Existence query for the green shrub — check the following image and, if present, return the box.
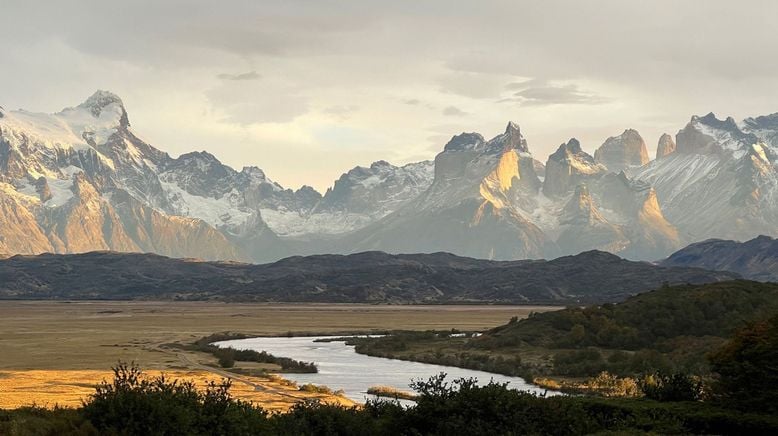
[639,372,704,401]
[6,368,778,435]
[709,314,778,413]
[218,353,235,368]
[0,406,97,436]
[82,362,269,435]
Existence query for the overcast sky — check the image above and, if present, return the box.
[2,0,777,191]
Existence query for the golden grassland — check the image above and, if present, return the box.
[0,301,557,410]
[0,369,355,412]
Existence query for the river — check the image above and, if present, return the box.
[215,336,555,404]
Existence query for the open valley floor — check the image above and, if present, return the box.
[0,301,556,410]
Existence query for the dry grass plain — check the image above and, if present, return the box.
[0,301,557,410]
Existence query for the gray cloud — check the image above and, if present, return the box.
[442,106,468,116]
[2,0,778,190]
[504,80,607,106]
[217,71,261,81]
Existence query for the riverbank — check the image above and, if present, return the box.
[339,281,778,397]
[0,301,557,409]
[4,367,777,435]
[216,336,551,403]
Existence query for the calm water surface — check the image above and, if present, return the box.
[216,336,555,404]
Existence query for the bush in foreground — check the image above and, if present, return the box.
[5,364,778,435]
[639,372,704,402]
[709,314,778,413]
[81,363,269,435]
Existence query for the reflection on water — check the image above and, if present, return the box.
[216,336,555,404]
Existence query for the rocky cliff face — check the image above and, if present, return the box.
[296,160,434,236]
[345,122,549,260]
[556,184,629,255]
[0,187,54,254]
[742,113,778,156]
[345,122,681,261]
[675,113,759,156]
[630,113,778,242]
[1,91,777,263]
[543,138,606,198]
[0,91,440,260]
[594,129,649,172]
[656,133,676,159]
[0,91,267,260]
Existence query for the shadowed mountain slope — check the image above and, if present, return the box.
[0,250,738,304]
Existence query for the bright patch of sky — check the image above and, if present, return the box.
[1,0,777,191]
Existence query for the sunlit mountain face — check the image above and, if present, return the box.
[2,92,777,262]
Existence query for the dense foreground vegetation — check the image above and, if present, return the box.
[2,358,778,436]
[350,281,778,383]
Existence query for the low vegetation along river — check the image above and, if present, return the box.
[216,336,553,403]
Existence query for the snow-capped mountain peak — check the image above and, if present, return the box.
[240,166,271,184]
[76,90,126,118]
[742,112,778,154]
[443,132,485,152]
[0,91,140,180]
[679,112,759,157]
[2,92,778,264]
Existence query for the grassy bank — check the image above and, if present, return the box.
[345,281,778,395]
[184,333,317,373]
[367,385,418,401]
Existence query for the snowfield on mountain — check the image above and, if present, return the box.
[2,91,777,262]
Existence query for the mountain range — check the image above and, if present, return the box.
[0,250,738,304]
[2,91,777,262]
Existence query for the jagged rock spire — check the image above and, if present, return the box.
[543,139,605,197]
[594,129,649,172]
[656,133,676,159]
[500,121,529,153]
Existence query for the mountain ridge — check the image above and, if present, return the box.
[661,235,778,282]
[0,249,739,304]
[2,91,778,262]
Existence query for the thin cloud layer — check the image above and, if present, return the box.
[442,106,468,117]
[217,71,261,81]
[1,0,777,191]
